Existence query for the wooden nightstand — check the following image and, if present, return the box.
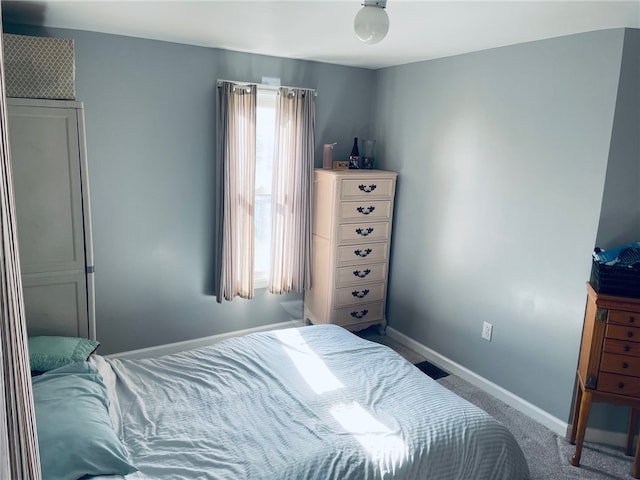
[569,283,640,478]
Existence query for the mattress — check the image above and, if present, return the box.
[91,324,529,479]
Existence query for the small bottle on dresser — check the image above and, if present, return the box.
[349,137,360,169]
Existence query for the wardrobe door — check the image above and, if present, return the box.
[7,99,93,339]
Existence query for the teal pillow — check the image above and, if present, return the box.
[32,362,137,480]
[28,336,99,372]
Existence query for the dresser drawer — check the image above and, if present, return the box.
[336,263,387,287]
[338,200,392,222]
[603,338,640,358]
[337,222,390,244]
[341,179,395,200]
[605,324,640,343]
[333,302,384,327]
[608,310,640,327]
[598,372,640,396]
[335,282,386,307]
[337,242,388,265]
[600,352,640,376]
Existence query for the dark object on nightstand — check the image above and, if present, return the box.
[591,245,640,298]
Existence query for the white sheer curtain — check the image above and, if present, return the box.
[269,88,315,294]
[215,81,257,302]
[0,13,42,479]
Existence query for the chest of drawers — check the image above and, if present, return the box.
[569,283,640,477]
[303,169,397,333]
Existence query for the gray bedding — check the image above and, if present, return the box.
[95,324,529,479]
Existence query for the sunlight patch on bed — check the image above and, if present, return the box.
[275,329,344,394]
[330,401,407,472]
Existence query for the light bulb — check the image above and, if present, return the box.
[354,4,389,45]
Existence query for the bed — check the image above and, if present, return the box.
[31,324,529,479]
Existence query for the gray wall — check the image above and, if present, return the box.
[374,29,631,430]
[597,28,640,247]
[5,24,377,354]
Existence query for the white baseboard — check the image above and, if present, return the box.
[106,320,300,360]
[386,327,629,448]
[577,426,629,447]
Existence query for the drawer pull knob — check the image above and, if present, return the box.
[353,269,371,278]
[623,362,629,369]
[351,309,369,319]
[625,345,631,352]
[355,227,374,237]
[628,331,634,338]
[354,248,372,258]
[631,317,637,324]
[358,184,377,193]
[352,289,370,299]
[357,206,376,215]
[619,382,625,389]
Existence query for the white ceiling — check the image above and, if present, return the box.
[3,0,640,69]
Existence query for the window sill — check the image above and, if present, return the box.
[254,273,268,290]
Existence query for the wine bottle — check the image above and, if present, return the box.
[349,137,360,169]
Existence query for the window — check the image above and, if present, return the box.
[216,80,315,302]
[254,88,277,288]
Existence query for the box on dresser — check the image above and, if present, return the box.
[304,169,397,334]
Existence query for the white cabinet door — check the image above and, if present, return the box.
[7,99,94,338]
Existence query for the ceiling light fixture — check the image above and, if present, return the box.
[354,0,389,45]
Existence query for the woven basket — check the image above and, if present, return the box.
[590,258,640,298]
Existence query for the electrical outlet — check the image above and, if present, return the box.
[482,321,493,341]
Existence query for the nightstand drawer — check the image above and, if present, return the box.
[336,263,387,287]
[341,179,394,200]
[608,310,640,327]
[605,324,640,343]
[337,222,390,244]
[598,372,640,396]
[337,242,388,265]
[335,282,385,307]
[603,338,640,358]
[338,200,392,222]
[600,352,640,377]
[333,302,384,327]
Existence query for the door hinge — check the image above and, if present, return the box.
[86,265,95,274]
[596,308,608,323]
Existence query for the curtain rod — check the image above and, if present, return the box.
[217,79,317,96]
